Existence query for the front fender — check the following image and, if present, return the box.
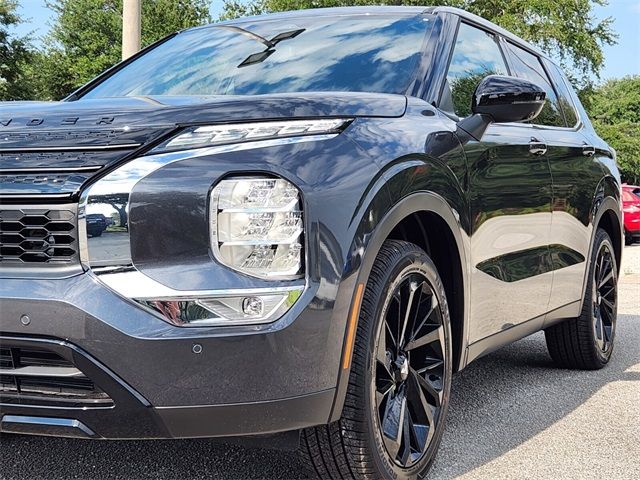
[328,165,470,421]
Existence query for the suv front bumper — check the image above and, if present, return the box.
[0,272,340,439]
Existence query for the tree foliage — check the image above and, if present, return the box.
[0,0,35,100]
[221,0,616,87]
[34,0,211,100]
[587,76,640,184]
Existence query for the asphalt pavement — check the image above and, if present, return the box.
[1,246,639,480]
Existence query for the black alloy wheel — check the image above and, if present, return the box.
[373,271,447,468]
[300,240,452,479]
[545,228,618,370]
[591,241,617,354]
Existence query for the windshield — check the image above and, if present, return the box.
[82,14,434,98]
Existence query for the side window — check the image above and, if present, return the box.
[504,42,565,127]
[545,61,579,127]
[444,22,508,117]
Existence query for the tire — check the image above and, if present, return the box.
[300,240,452,479]
[545,228,618,369]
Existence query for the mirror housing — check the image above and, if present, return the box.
[456,75,546,141]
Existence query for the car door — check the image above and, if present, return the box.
[441,22,554,344]
[502,44,596,312]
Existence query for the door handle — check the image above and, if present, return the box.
[582,144,596,157]
[529,137,547,156]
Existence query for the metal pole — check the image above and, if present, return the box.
[122,0,141,60]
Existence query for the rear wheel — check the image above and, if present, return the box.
[300,240,452,479]
[545,228,618,369]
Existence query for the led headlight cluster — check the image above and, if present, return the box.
[152,119,349,153]
[210,177,303,279]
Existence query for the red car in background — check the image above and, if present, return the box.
[623,184,640,244]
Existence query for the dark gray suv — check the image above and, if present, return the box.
[0,7,622,479]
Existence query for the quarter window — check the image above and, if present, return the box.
[444,23,508,117]
[504,42,565,127]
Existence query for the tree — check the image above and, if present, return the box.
[0,1,35,100]
[220,0,616,86]
[36,0,212,100]
[587,76,640,184]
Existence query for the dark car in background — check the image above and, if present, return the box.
[0,7,622,479]
[623,184,640,244]
[86,213,109,237]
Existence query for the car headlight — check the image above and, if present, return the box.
[77,118,351,327]
[210,177,303,279]
[150,119,350,154]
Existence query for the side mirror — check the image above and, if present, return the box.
[457,75,546,141]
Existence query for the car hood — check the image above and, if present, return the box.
[0,92,406,198]
[0,92,406,139]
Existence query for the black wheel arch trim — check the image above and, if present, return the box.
[329,190,470,422]
[579,191,623,314]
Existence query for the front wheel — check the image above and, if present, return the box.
[300,240,452,479]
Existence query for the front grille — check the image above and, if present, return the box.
[0,345,113,407]
[0,208,78,264]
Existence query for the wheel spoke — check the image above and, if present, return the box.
[407,370,436,426]
[601,296,615,314]
[405,325,444,352]
[595,253,604,280]
[376,324,393,370]
[399,406,412,465]
[599,270,613,289]
[393,292,404,347]
[594,309,604,346]
[601,285,616,300]
[399,281,420,348]
[381,388,406,461]
[412,367,443,407]
[409,294,438,345]
[597,253,610,284]
[603,324,613,343]
[415,357,444,374]
[404,373,436,465]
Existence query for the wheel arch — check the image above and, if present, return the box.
[590,176,623,275]
[577,180,623,314]
[329,190,470,422]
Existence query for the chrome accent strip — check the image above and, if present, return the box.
[0,193,72,199]
[0,166,103,174]
[0,403,114,411]
[94,267,305,327]
[0,144,141,153]
[0,415,96,437]
[1,366,84,378]
[94,268,303,300]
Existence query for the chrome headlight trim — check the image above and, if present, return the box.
[93,267,304,327]
[78,125,346,270]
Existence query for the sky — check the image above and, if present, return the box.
[11,0,640,82]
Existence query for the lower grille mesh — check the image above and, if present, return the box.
[0,345,113,407]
